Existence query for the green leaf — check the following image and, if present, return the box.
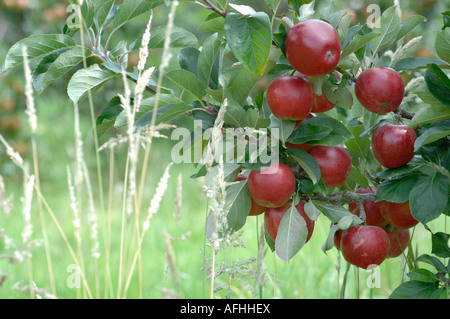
[435,29,450,64]
[416,254,448,273]
[135,103,193,128]
[313,202,363,226]
[370,6,400,54]
[165,69,205,101]
[198,12,225,32]
[431,232,450,258]
[275,203,308,261]
[393,57,449,71]
[340,31,381,59]
[377,174,420,203]
[414,121,450,151]
[242,108,271,129]
[389,280,442,299]
[228,66,261,106]
[395,15,425,42]
[269,115,296,144]
[226,180,252,231]
[288,116,351,146]
[147,26,199,49]
[409,172,449,224]
[288,148,321,185]
[80,0,96,30]
[1,34,76,74]
[322,83,353,109]
[409,104,450,128]
[197,33,222,90]
[407,269,440,283]
[112,0,162,29]
[178,47,199,75]
[96,95,125,138]
[67,64,117,104]
[425,64,450,108]
[33,47,90,94]
[92,0,116,30]
[224,12,272,75]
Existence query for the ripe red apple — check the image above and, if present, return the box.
[310,145,352,187]
[334,227,343,250]
[248,162,296,208]
[340,225,390,269]
[380,201,419,229]
[266,75,314,120]
[348,186,389,228]
[371,123,417,169]
[265,201,315,242]
[355,67,405,114]
[285,113,314,152]
[235,174,266,216]
[385,227,410,258]
[285,19,341,76]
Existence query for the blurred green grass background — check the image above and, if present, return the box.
[0,0,447,299]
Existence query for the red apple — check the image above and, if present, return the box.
[265,201,315,242]
[310,145,352,187]
[285,19,341,76]
[380,201,419,229]
[355,67,405,114]
[385,227,410,258]
[266,76,314,120]
[348,186,389,228]
[235,174,266,216]
[334,227,343,250]
[340,225,390,269]
[285,113,314,152]
[248,162,296,208]
[371,123,417,169]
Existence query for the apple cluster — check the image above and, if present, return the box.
[334,186,418,269]
[237,18,419,267]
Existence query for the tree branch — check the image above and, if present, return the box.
[395,107,415,120]
[203,0,227,17]
[300,191,377,204]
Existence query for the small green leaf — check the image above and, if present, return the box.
[370,6,400,54]
[407,269,440,283]
[393,57,449,71]
[226,180,252,231]
[165,69,205,101]
[146,26,199,49]
[198,12,225,32]
[395,15,425,42]
[224,12,272,75]
[435,29,450,64]
[288,148,321,185]
[269,115,296,144]
[414,121,450,151]
[275,203,308,261]
[197,33,222,90]
[113,0,163,29]
[431,232,450,258]
[67,64,117,104]
[135,103,193,128]
[409,172,449,224]
[322,83,353,109]
[409,104,450,128]
[340,31,381,59]
[425,64,450,108]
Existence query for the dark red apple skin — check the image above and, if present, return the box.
[312,92,336,113]
[385,227,410,258]
[310,145,352,187]
[285,19,341,77]
[348,186,389,228]
[285,113,314,152]
[266,76,313,120]
[355,67,405,114]
[340,225,390,269]
[248,162,295,208]
[371,123,417,169]
[380,201,419,229]
[265,201,315,242]
[235,174,266,216]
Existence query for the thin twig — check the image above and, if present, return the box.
[203,0,227,17]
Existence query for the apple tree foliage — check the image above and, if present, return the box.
[1,0,449,298]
